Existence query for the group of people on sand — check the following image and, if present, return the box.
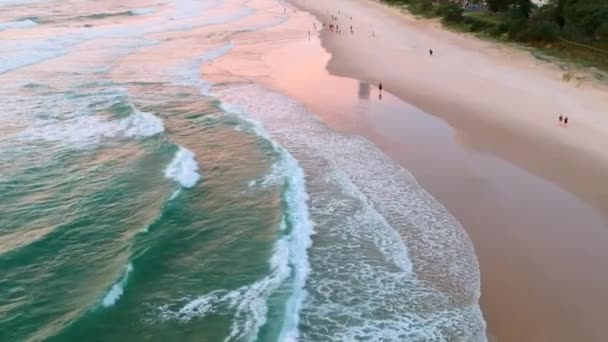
[558,115,570,127]
[323,10,359,36]
[317,10,440,101]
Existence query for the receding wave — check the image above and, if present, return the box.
[72,8,155,21]
[73,11,133,21]
[171,41,234,88]
[0,38,68,74]
[129,8,156,16]
[0,19,37,31]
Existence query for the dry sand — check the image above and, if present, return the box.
[275,0,608,341]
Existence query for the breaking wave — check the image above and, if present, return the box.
[164,146,201,188]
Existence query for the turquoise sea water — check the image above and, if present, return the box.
[0,0,485,341]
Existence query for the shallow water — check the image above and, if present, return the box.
[0,0,484,341]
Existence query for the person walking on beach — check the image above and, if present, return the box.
[379,83,383,93]
[429,49,433,56]
[559,115,563,125]
[564,116,569,126]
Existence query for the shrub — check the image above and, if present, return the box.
[497,21,509,33]
[504,7,528,39]
[519,19,560,42]
[463,15,474,25]
[418,0,433,13]
[470,17,497,31]
[489,26,504,37]
[437,2,464,23]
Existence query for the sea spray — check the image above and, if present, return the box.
[164,146,201,188]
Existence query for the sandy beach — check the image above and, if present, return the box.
[271,0,608,341]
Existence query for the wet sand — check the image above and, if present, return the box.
[251,1,608,341]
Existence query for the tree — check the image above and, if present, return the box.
[562,0,608,36]
[548,0,566,28]
[515,0,533,17]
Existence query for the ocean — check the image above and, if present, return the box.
[0,0,485,341]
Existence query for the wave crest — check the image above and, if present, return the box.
[101,263,133,307]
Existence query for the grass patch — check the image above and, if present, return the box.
[464,11,502,25]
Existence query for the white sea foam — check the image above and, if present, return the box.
[130,8,156,15]
[0,0,249,75]
[170,0,222,20]
[164,146,201,188]
[114,110,164,138]
[19,108,164,146]
[101,263,133,307]
[0,0,44,6]
[171,42,233,89]
[169,188,182,200]
[157,112,313,341]
[0,38,70,74]
[200,42,234,64]
[248,160,286,188]
[0,19,37,31]
[159,237,292,341]
[216,98,313,342]
[209,83,486,341]
[277,152,313,342]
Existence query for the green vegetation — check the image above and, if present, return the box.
[381,0,608,70]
